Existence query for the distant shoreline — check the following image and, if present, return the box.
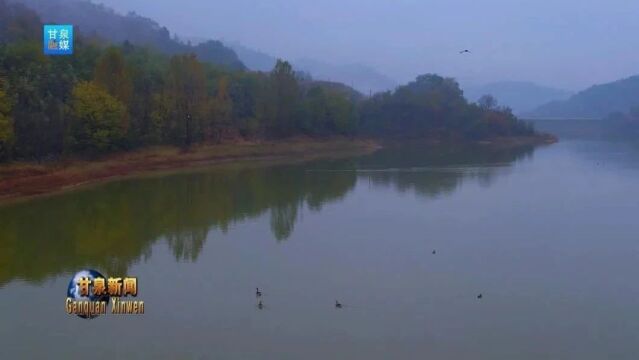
[0,135,555,204]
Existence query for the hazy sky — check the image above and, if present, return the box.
[95,0,639,90]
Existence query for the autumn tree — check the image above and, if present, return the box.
[94,47,133,105]
[208,76,233,142]
[68,81,127,153]
[0,87,14,160]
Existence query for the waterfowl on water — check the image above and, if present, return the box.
[256,288,262,298]
[477,294,483,299]
[335,300,343,309]
[257,300,264,309]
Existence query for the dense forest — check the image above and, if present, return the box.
[0,0,536,162]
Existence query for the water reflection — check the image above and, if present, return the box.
[325,143,535,198]
[0,143,535,286]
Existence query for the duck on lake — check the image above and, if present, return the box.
[256,288,262,298]
[335,300,343,309]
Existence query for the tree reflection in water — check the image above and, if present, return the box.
[0,143,535,286]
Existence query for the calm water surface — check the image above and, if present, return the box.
[2,139,639,359]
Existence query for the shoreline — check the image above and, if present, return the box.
[0,135,555,204]
[0,137,380,204]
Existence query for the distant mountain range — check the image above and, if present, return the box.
[525,76,639,119]
[226,42,397,95]
[11,0,245,70]
[226,42,278,72]
[13,0,396,94]
[463,81,572,115]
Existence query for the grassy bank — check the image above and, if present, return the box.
[0,137,380,202]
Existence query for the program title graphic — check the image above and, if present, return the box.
[65,269,145,319]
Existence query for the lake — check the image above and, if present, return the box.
[2,137,639,359]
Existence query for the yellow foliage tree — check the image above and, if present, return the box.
[69,81,127,153]
[0,88,14,160]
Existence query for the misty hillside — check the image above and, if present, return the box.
[294,58,397,95]
[526,76,639,119]
[463,81,572,115]
[226,42,397,95]
[10,0,245,70]
[227,42,277,72]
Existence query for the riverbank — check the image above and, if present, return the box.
[380,133,558,147]
[477,133,558,147]
[0,137,380,203]
[0,134,556,203]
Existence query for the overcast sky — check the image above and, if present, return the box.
[95,0,639,91]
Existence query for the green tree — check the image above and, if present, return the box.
[159,54,207,147]
[68,81,127,153]
[478,94,498,110]
[2,42,71,158]
[303,86,330,134]
[325,89,357,134]
[229,72,264,137]
[122,44,166,145]
[269,59,301,136]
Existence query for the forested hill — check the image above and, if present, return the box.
[359,76,535,139]
[9,0,246,70]
[0,0,540,162]
[525,76,639,119]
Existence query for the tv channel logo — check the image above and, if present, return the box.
[43,25,74,55]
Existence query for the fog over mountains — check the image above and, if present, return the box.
[227,42,397,94]
[11,0,246,69]
[463,81,573,115]
[525,76,639,119]
[12,0,639,120]
[93,0,639,91]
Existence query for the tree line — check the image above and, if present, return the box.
[0,0,535,162]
